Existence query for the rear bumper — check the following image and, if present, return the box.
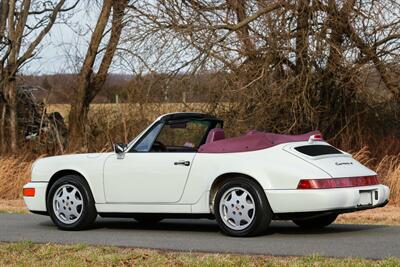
[274,200,388,220]
[23,182,48,213]
[266,184,390,214]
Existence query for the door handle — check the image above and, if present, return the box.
[174,160,190,166]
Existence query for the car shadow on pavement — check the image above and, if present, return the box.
[91,218,221,233]
[56,217,388,236]
[264,221,387,236]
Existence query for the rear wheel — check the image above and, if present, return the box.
[292,214,338,229]
[47,175,97,230]
[214,177,272,237]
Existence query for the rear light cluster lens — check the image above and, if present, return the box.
[313,134,323,140]
[297,175,379,189]
[308,133,323,143]
[23,188,35,197]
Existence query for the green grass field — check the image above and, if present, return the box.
[1,242,399,267]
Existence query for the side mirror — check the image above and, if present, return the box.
[113,143,127,159]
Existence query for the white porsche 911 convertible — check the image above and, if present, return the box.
[23,112,390,236]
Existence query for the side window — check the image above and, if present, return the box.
[132,122,163,152]
[154,120,211,151]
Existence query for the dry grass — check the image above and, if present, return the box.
[337,205,400,225]
[0,156,33,199]
[376,156,400,205]
[353,147,400,205]
[46,103,223,152]
[47,103,213,123]
[0,199,26,213]
[1,242,399,266]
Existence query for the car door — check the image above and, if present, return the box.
[103,152,195,203]
[103,119,212,203]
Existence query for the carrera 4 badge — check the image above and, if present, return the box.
[335,162,354,166]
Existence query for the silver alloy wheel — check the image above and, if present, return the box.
[219,187,256,230]
[52,184,83,224]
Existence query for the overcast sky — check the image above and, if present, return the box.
[22,3,97,75]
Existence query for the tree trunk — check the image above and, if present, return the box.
[3,79,17,152]
[0,103,6,153]
[67,0,113,151]
[326,0,344,72]
[9,101,17,152]
[295,0,310,76]
[226,0,255,59]
[68,0,128,152]
[68,93,91,151]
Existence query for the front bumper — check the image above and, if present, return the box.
[266,184,390,214]
[23,182,48,213]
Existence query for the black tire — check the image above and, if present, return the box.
[292,214,338,229]
[214,177,273,237]
[47,175,97,230]
[134,215,163,224]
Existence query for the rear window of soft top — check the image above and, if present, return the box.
[294,145,343,156]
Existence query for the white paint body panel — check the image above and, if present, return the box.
[23,182,47,211]
[267,184,390,213]
[24,135,390,215]
[283,142,376,177]
[30,153,111,203]
[103,153,195,203]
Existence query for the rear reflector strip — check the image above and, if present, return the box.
[297,175,379,189]
[23,188,35,197]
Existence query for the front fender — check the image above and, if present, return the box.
[31,153,112,203]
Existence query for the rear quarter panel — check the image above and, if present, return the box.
[282,142,377,177]
[180,144,331,205]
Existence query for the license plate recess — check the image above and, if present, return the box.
[358,190,373,207]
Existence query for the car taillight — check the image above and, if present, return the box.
[297,175,379,189]
[23,188,35,197]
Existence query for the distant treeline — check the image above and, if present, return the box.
[20,68,399,105]
[20,73,226,104]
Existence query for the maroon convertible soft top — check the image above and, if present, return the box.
[198,130,321,153]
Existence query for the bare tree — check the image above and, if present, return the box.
[123,0,399,139]
[68,0,128,151]
[0,0,78,153]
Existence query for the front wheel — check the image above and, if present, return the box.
[214,177,273,237]
[47,175,97,230]
[292,214,338,229]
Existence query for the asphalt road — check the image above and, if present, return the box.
[0,214,399,259]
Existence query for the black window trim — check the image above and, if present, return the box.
[129,118,222,153]
[294,144,343,157]
[129,121,165,153]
